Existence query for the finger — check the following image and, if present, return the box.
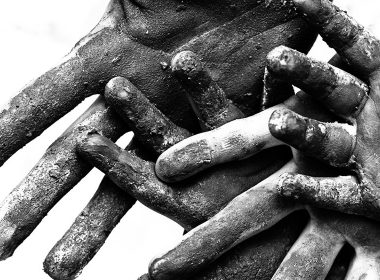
[156,105,284,182]
[105,77,192,155]
[277,173,367,217]
[45,87,192,279]
[267,46,369,119]
[76,115,292,231]
[345,252,380,280]
[0,52,90,166]
[293,0,380,75]
[0,3,128,167]
[0,96,127,260]
[269,108,355,167]
[272,221,345,280]
[261,68,294,111]
[77,134,192,229]
[44,175,136,280]
[148,162,300,280]
[171,51,245,130]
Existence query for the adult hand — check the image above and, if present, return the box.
[269,0,380,221]
[65,55,295,280]
[0,1,317,279]
[147,0,380,279]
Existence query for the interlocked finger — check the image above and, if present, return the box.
[277,173,369,219]
[171,51,245,131]
[269,109,356,167]
[0,97,127,260]
[267,46,369,120]
[105,77,192,155]
[293,0,380,76]
[44,77,193,279]
[156,106,283,182]
[149,162,300,280]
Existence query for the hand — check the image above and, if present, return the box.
[64,54,296,280]
[0,1,316,279]
[269,0,380,221]
[146,1,380,279]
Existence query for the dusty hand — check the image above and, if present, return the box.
[269,0,380,221]
[146,0,380,279]
[0,1,315,279]
[73,53,296,280]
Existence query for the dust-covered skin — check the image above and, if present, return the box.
[0,0,321,279]
[69,76,296,280]
[148,1,380,279]
[150,90,380,280]
[171,51,245,131]
[0,0,318,278]
[0,0,316,165]
[269,0,380,221]
[79,71,370,279]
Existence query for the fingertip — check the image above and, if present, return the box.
[43,251,76,280]
[76,133,122,166]
[155,139,212,183]
[105,76,136,105]
[268,109,302,139]
[105,76,126,96]
[266,46,294,74]
[171,51,202,78]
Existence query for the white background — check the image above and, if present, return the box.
[0,1,378,279]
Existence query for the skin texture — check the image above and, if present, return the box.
[270,0,380,220]
[0,0,320,279]
[77,62,366,280]
[69,76,293,280]
[142,1,380,279]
